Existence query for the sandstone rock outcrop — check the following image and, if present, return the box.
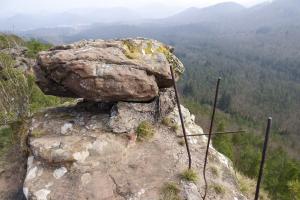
[23,99,247,200]
[34,38,184,102]
[24,38,249,200]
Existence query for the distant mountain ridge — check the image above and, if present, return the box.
[160,2,245,25]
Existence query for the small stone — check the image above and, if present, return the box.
[81,173,92,185]
[61,123,73,135]
[45,182,53,188]
[26,166,37,181]
[53,167,67,179]
[92,140,108,153]
[27,156,34,169]
[23,187,29,199]
[34,189,51,200]
[73,151,89,163]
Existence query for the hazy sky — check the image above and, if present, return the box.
[0,0,270,17]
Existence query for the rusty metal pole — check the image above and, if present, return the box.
[177,130,246,138]
[169,65,192,169]
[254,117,272,200]
[202,77,221,200]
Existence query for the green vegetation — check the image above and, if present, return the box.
[162,117,172,127]
[0,34,70,160]
[157,45,184,75]
[0,53,68,124]
[161,182,181,200]
[236,172,270,200]
[31,129,45,138]
[136,121,155,141]
[0,120,29,159]
[288,180,300,200]
[0,34,24,49]
[180,169,198,183]
[183,98,300,199]
[210,166,219,177]
[162,117,179,132]
[25,39,52,58]
[0,127,13,157]
[178,139,185,146]
[210,183,225,195]
[0,52,30,123]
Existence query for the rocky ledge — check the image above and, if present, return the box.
[34,38,184,102]
[23,38,248,200]
[23,95,247,200]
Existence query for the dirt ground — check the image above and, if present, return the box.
[0,144,27,200]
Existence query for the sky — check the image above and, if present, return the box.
[0,0,270,18]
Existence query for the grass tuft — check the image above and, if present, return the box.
[162,117,179,133]
[178,140,185,146]
[180,169,198,183]
[210,166,219,177]
[161,182,181,200]
[136,121,155,141]
[210,183,225,195]
[236,172,270,200]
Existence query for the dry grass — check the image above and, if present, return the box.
[161,182,181,200]
[210,165,219,177]
[236,171,270,200]
[210,183,225,195]
[162,117,179,133]
[136,121,155,141]
[180,169,198,183]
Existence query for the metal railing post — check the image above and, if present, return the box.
[202,77,221,200]
[254,117,272,200]
[169,65,192,169]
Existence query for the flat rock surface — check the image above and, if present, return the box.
[23,102,247,200]
[35,38,184,102]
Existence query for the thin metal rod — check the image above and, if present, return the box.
[254,117,272,200]
[170,65,192,169]
[202,77,221,200]
[177,130,246,138]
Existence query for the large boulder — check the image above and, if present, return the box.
[34,38,184,102]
